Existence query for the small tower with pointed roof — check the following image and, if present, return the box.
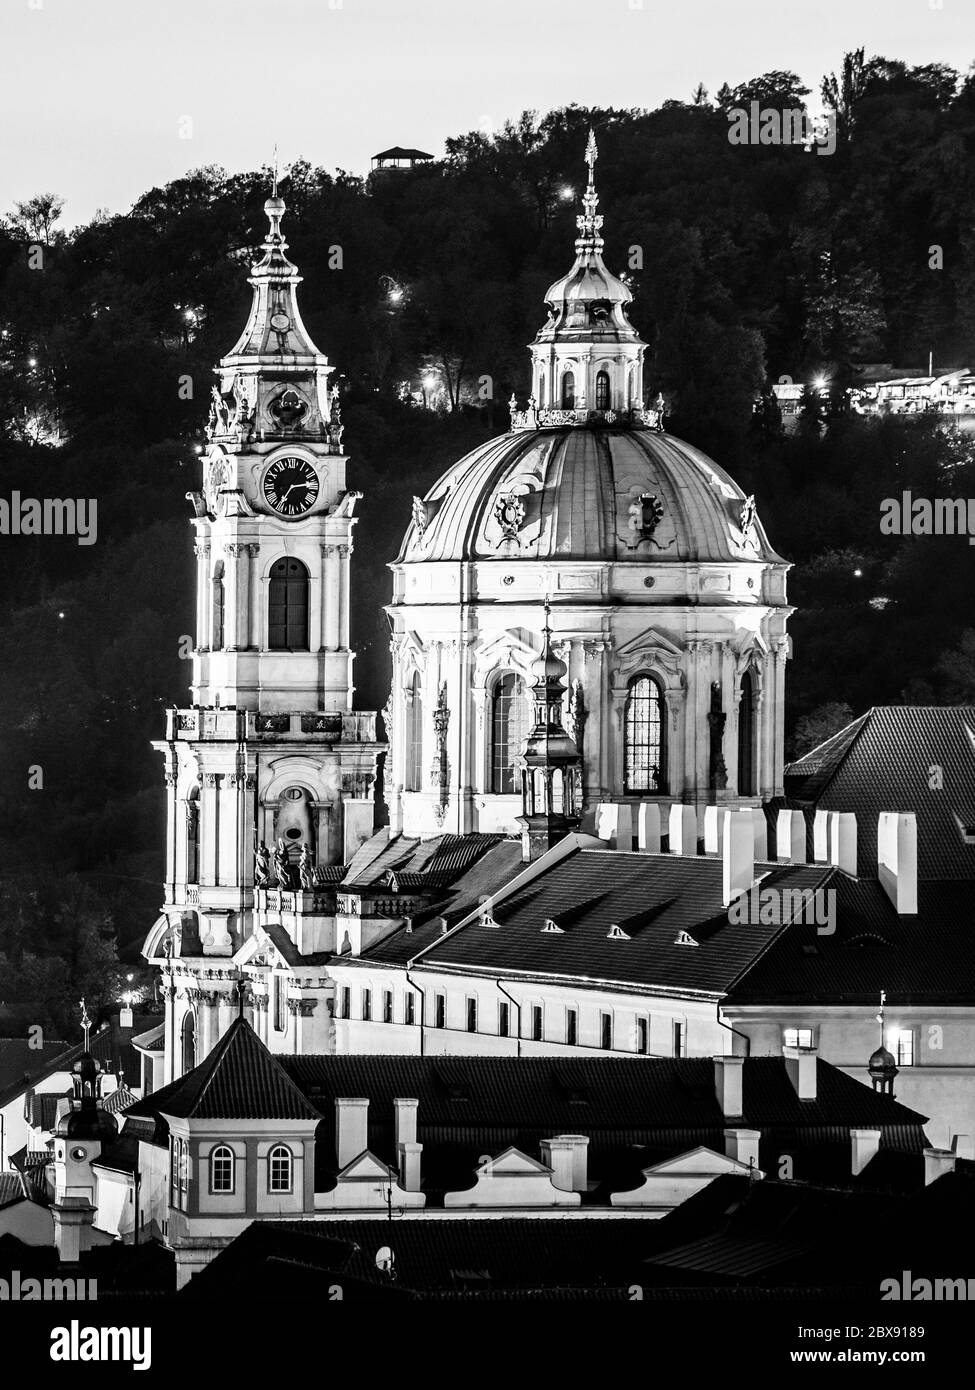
[517,602,582,861]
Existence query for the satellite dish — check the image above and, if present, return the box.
[375,1245,396,1275]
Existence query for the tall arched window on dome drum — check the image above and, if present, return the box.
[738,670,756,797]
[624,675,666,794]
[406,672,423,792]
[491,673,529,794]
[595,370,610,410]
[561,371,575,409]
[181,1011,196,1076]
[268,558,309,650]
[211,561,225,651]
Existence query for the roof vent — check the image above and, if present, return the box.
[954,813,975,846]
[480,909,499,928]
[438,917,449,935]
[674,929,699,947]
[606,923,631,941]
[542,918,564,934]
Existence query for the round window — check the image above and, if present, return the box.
[70,1146,88,1162]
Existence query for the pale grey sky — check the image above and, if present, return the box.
[2,0,973,227]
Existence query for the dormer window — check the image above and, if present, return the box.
[210,1145,235,1194]
[268,1145,293,1193]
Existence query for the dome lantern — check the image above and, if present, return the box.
[515,130,652,429]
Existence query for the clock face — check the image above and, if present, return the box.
[262,457,320,517]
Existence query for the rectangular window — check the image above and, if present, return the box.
[339,986,351,1020]
[434,993,446,1029]
[383,990,393,1024]
[636,1016,649,1054]
[466,997,478,1033]
[531,1004,543,1042]
[783,1027,814,1049]
[895,1029,915,1067]
[273,974,286,1033]
[600,1012,613,1051]
[405,992,416,1026]
[673,1020,686,1058]
[362,988,372,1022]
[566,1007,578,1047]
[498,1000,510,1037]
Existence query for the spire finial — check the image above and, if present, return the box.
[576,129,603,248]
[875,989,887,1049]
[79,997,92,1052]
[585,126,598,186]
[272,144,279,198]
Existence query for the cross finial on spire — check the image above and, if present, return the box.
[79,997,92,1051]
[876,989,887,1048]
[272,144,279,198]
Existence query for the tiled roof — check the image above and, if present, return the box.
[729,874,975,1004]
[92,1135,141,1176]
[102,1086,138,1116]
[0,1173,28,1209]
[130,1023,165,1053]
[360,848,834,994]
[0,1039,75,1108]
[24,1089,71,1132]
[785,706,975,879]
[124,1018,320,1123]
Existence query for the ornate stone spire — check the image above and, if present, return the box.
[518,131,648,425]
[517,601,582,861]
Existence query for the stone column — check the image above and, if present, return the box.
[224,544,243,650]
[193,542,210,650]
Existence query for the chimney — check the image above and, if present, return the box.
[335,1096,369,1169]
[713,1055,745,1119]
[827,811,858,875]
[951,1134,974,1161]
[394,1096,418,1149]
[703,805,728,855]
[850,1127,881,1176]
[669,804,697,856]
[596,802,633,850]
[783,1044,817,1101]
[637,802,661,853]
[776,809,806,863]
[541,1134,589,1192]
[923,1147,956,1186]
[722,810,754,906]
[877,812,918,914]
[723,1127,761,1170]
[119,1005,134,1029]
[397,1141,423,1192]
[750,807,769,862]
[812,809,830,863]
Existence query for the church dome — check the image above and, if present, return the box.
[400,425,783,567]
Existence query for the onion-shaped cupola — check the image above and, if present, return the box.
[520,129,649,422]
[517,603,582,861]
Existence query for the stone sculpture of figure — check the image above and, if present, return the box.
[273,838,291,889]
[298,841,314,889]
[254,841,271,886]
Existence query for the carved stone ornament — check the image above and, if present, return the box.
[493,492,526,540]
[739,494,758,539]
[270,389,307,430]
[627,492,665,545]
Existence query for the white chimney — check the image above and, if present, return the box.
[119,1006,134,1029]
[703,805,728,855]
[722,810,754,906]
[714,1054,745,1118]
[783,1044,817,1101]
[827,811,858,875]
[397,1141,423,1192]
[776,809,806,863]
[850,1127,881,1175]
[669,804,697,855]
[541,1134,589,1192]
[335,1096,369,1168]
[951,1134,974,1161]
[749,807,769,861]
[812,809,830,863]
[596,802,633,850]
[923,1147,956,1186]
[637,802,661,853]
[723,1127,761,1170]
[394,1096,418,1149]
[878,812,918,914]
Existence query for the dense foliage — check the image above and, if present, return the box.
[2,55,974,1024]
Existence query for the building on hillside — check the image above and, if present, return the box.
[370,146,434,172]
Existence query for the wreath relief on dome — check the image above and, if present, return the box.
[494,491,526,541]
[736,493,761,550]
[620,490,673,551]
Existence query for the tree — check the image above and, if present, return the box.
[821,48,868,141]
[792,702,856,757]
[7,193,65,246]
[936,629,975,703]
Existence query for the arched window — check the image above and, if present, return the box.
[738,670,756,797]
[595,370,610,410]
[185,786,200,885]
[491,673,529,794]
[268,558,309,650]
[538,372,546,409]
[211,561,225,650]
[406,671,423,792]
[624,675,666,794]
[268,1145,293,1193]
[561,371,575,409]
[273,974,286,1033]
[210,1145,235,1194]
[181,1012,196,1076]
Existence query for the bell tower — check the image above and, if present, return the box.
[147,191,382,1075]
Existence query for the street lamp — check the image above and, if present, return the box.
[421,373,437,408]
